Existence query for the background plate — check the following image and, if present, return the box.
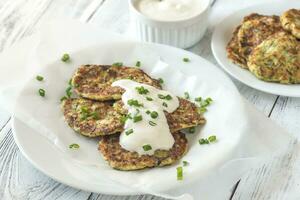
[211,0,300,97]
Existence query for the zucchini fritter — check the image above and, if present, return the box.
[237,14,283,61]
[281,9,300,39]
[98,132,187,170]
[248,32,300,84]
[61,98,124,137]
[72,65,162,101]
[113,97,206,132]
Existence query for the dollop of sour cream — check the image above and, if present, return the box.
[135,0,205,21]
[112,79,179,155]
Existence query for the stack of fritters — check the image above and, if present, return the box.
[62,64,206,170]
[227,9,300,84]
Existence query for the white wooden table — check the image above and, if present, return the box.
[0,0,299,199]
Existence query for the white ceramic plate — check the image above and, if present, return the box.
[12,41,243,195]
[211,0,300,97]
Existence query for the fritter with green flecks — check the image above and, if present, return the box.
[98,131,187,170]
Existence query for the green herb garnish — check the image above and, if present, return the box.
[112,62,123,67]
[66,86,72,98]
[61,53,70,62]
[127,99,143,107]
[133,115,143,122]
[183,161,189,166]
[188,127,195,133]
[208,135,217,143]
[136,86,149,95]
[125,129,134,136]
[158,94,172,100]
[38,89,45,97]
[162,102,168,107]
[195,97,202,102]
[90,112,99,120]
[69,143,80,149]
[184,92,190,99]
[199,135,217,145]
[150,111,158,119]
[135,61,141,67]
[146,97,153,101]
[149,121,157,126]
[177,166,183,180]
[146,110,151,114]
[143,144,152,151]
[60,96,67,102]
[36,75,44,81]
[158,78,164,84]
[199,138,209,145]
[183,57,190,62]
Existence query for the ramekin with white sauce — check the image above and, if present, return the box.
[129,0,211,49]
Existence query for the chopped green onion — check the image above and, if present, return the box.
[199,138,209,145]
[60,96,67,102]
[68,78,72,85]
[38,89,45,97]
[121,115,129,124]
[125,129,134,136]
[198,107,207,113]
[146,110,151,114]
[184,92,190,99]
[158,78,164,84]
[208,135,217,143]
[36,75,44,81]
[177,166,183,180]
[149,121,157,126]
[112,62,123,67]
[150,111,158,119]
[146,97,153,101]
[183,57,190,62]
[127,99,143,107]
[133,115,143,123]
[195,97,202,102]
[135,61,141,67]
[69,143,80,149]
[158,94,172,100]
[162,102,168,107]
[91,112,99,120]
[135,86,149,95]
[66,86,72,98]
[183,161,189,166]
[61,53,70,62]
[143,144,152,151]
[188,127,195,133]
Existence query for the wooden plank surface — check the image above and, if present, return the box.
[0,0,299,199]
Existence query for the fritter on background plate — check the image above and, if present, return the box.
[248,32,300,84]
[237,14,283,62]
[281,9,300,39]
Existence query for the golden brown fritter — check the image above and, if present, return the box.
[61,98,124,137]
[237,14,283,61]
[226,13,268,68]
[98,132,188,170]
[72,65,162,101]
[226,25,248,68]
[248,32,300,84]
[113,97,206,133]
[281,9,300,39]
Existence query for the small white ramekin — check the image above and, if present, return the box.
[128,0,211,49]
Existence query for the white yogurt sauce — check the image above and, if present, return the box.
[135,0,205,21]
[112,79,179,155]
